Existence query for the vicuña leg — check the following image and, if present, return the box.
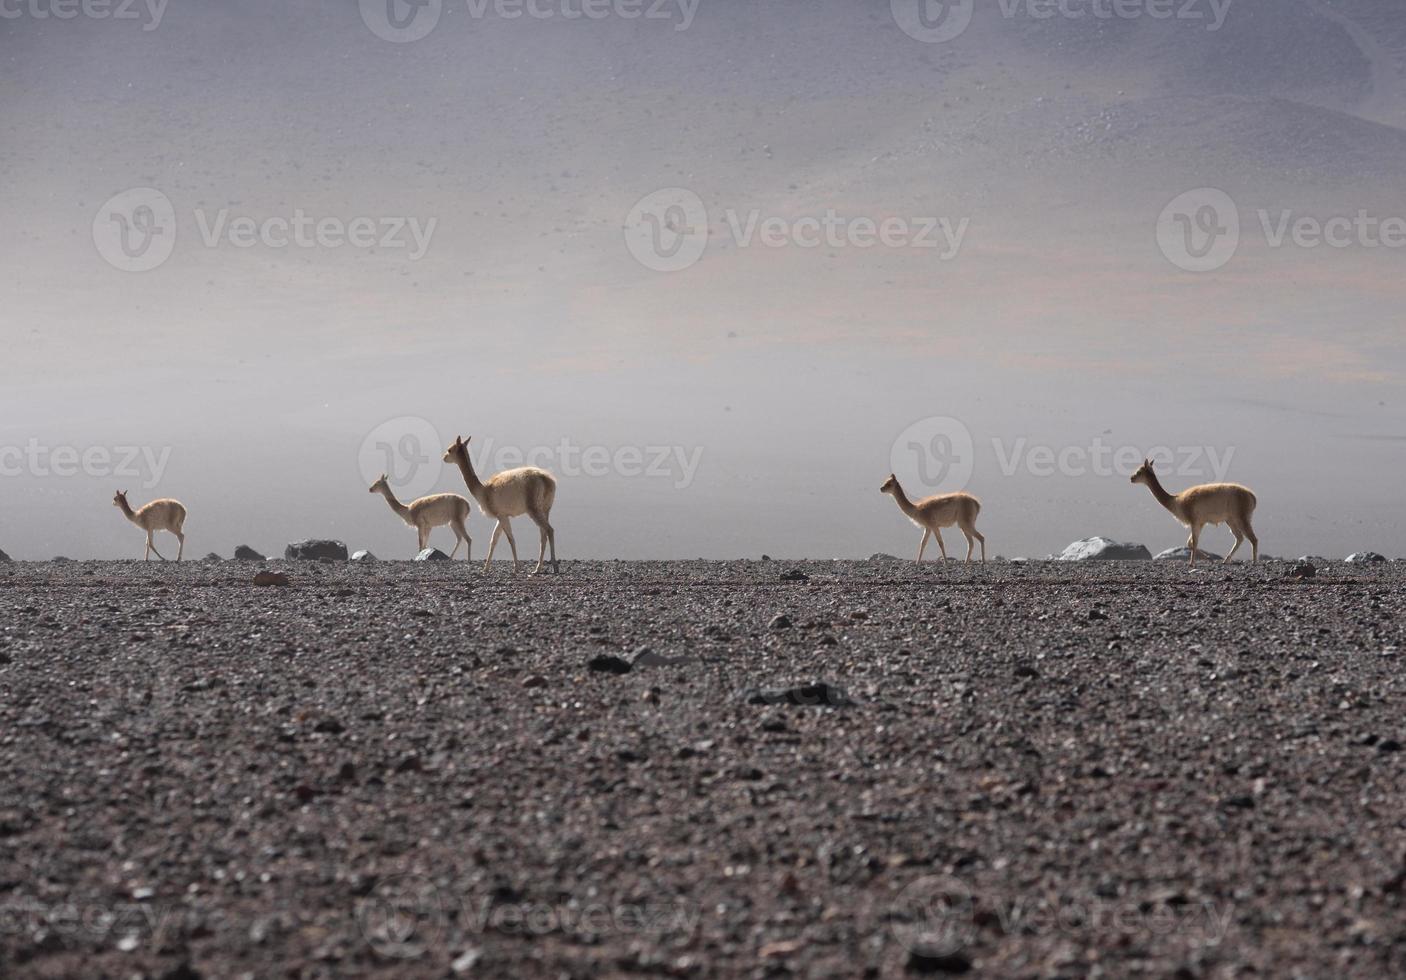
[934,529,948,561]
[969,526,987,563]
[175,530,184,562]
[960,525,982,564]
[1245,522,1259,563]
[449,519,470,560]
[417,525,429,554]
[500,520,520,574]
[917,528,931,563]
[1188,524,1202,567]
[146,532,168,561]
[528,509,554,575]
[1226,524,1245,563]
[485,522,504,572]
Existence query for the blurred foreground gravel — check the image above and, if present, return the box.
[1,559,1403,978]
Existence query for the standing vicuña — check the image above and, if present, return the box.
[113,491,187,562]
[1131,458,1259,565]
[369,475,473,559]
[443,435,559,574]
[880,474,986,564]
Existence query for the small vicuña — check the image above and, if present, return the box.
[113,491,187,562]
[369,475,473,559]
[1131,458,1259,565]
[443,434,559,574]
[880,474,986,564]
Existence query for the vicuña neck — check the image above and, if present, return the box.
[118,499,137,522]
[375,484,412,521]
[1143,471,1179,514]
[889,480,918,516]
[452,450,487,500]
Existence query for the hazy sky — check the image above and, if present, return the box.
[3,0,1405,560]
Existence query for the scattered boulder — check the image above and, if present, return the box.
[202,552,224,562]
[1154,547,1224,562]
[285,540,348,561]
[745,682,859,708]
[52,556,73,563]
[415,548,450,562]
[906,946,973,975]
[0,548,10,562]
[587,654,632,675]
[769,614,793,630]
[253,570,290,587]
[1346,552,1387,564]
[779,568,809,583]
[1286,560,1316,579]
[869,552,900,561]
[351,550,378,562]
[233,545,265,561]
[1056,537,1152,561]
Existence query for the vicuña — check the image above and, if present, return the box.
[880,474,986,564]
[1131,458,1259,565]
[443,434,559,574]
[113,491,187,562]
[369,475,473,559]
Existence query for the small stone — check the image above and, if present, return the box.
[415,548,451,561]
[745,682,858,708]
[451,948,482,974]
[253,571,289,587]
[1286,560,1316,579]
[351,550,378,562]
[233,545,266,561]
[1346,552,1387,563]
[285,539,348,561]
[522,675,548,689]
[769,614,793,630]
[779,569,809,582]
[202,552,224,562]
[1378,739,1402,754]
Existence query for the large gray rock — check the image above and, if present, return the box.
[415,548,450,562]
[869,552,900,562]
[1056,537,1152,561]
[0,548,10,562]
[202,552,224,562]
[233,545,266,561]
[285,539,348,561]
[1346,552,1387,563]
[1154,547,1224,562]
[351,550,378,562]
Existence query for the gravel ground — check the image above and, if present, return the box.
[1,558,1404,979]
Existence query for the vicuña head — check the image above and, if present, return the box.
[1129,455,1260,565]
[369,474,390,494]
[879,474,899,496]
[443,431,559,575]
[113,489,129,509]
